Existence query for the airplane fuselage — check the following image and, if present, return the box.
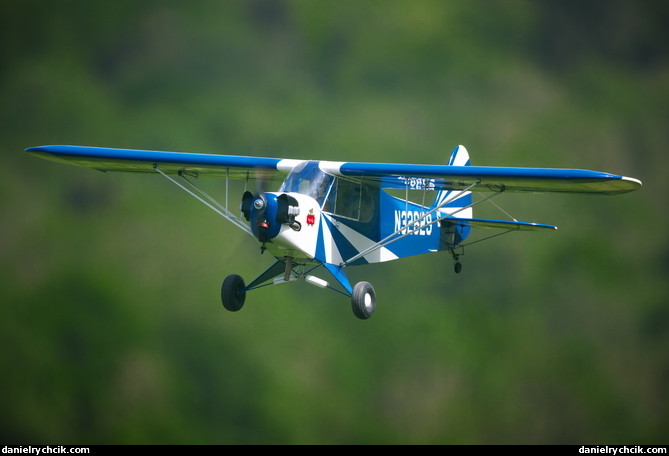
[243,161,473,268]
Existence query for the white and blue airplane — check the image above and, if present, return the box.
[27,144,641,319]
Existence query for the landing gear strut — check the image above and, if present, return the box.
[220,265,378,320]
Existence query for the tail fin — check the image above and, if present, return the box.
[432,145,473,250]
[446,144,471,167]
[431,145,473,215]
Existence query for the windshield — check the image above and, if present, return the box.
[280,161,334,209]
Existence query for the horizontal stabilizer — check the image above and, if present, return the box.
[446,217,557,231]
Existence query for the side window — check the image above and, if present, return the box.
[358,185,374,222]
[335,179,359,219]
[333,179,374,222]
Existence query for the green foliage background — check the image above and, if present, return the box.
[1,0,667,444]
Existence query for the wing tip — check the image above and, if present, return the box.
[621,176,642,189]
[602,175,642,195]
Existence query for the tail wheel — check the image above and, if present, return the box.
[450,250,463,274]
[221,274,246,312]
[351,281,376,320]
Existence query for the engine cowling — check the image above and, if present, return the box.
[241,192,301,243]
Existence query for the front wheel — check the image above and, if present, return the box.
[221,274,246,312]
[351,281,376,320]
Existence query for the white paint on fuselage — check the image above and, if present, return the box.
[325,214,398,264]
[264,192,321,262]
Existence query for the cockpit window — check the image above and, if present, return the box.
[280,161,374,221]
[280,161,334,209]
[332,178,374,222]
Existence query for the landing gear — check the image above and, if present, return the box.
[220,266,377,320]
[221,274,246,312]
[450,250,463,274]
[351,281,376,320]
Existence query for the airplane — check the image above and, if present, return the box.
[26,144,642,320]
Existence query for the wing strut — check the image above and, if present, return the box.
[153,165,253,236]
[342,182,505,266]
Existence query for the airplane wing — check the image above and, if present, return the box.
[319,161,641,195]
[25,145,304,182]
[27,145,642,195]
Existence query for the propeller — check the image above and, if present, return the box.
[240,167,274,225]
[240,168,300,245]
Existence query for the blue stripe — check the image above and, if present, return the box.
[315,216,327,263]
[321,216,367,266]
[339,162,622,180]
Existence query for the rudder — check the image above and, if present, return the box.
[432,145,473,249]
[432,145,473,212]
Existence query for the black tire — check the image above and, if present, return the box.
[454,262,462,274]
[221,274,246,312]
[351,281,376,320]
